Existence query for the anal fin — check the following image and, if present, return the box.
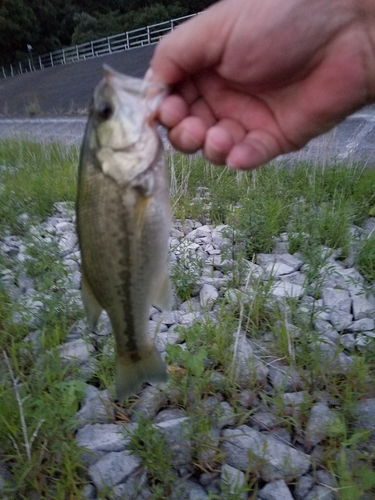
[152,271,172,311]
[81,271,102,331]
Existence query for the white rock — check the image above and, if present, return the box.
[330,311,353,331]
[305,403,338,447]
[55,221,75,234]
[305,485,336,500]
[282,392,308,406]
[281,271,306,286]
[89,450,141,490]
[340,333,356,350]
[264,262,295,278]
[351,293,375,320]
[76,390,115,428]
[346,317,374,332]
[258,479,294,500]
[199,284,219,308]
[322,288,351,314]
[294,474,314,500]
[257,254,279,266]
[243,260,263,278]
[268,365,303,392]
[76,423,134,465]
[155,417,192,467]
[58,232,78,255]
[59,339,94,364]
[276,253,304,271]
[222,425,310,481]
[180,297,203,313]
[269,281,304,299]
[205,244,221,255]
[151,310,180,326]
[221,464,247,499]
[232,333,268,385]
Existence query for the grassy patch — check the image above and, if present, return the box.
[170,154,375,260]
[356,232,375,283]
[0,139,78,232]
[0,139,374,497]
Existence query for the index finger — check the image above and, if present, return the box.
[150,2,232,84]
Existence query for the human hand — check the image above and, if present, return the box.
[150,0,375,169]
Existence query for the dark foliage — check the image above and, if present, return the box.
[1,0,219,66]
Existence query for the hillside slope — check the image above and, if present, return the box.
[0,45,155,117]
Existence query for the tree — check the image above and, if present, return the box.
[0,0,38,66]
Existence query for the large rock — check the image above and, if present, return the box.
[199,283,219,308]
[76,390,115,428]
[321,288,351,314]
[112,469,149,499]
[232,333,268,386]
[59,339,94,364]
[155,417,192,468]
[305,403,339,448]
[88,450,141,491]
[351,293,375,320]
[355,398,375,442]
[305,485,336,500]
[346,317,375,332]
[268,365,303,392]
[264,262,295,278]
[221,464,247,499]
[131,386,167,422]
[76,423,136,465]
[258,479,294,500]
[329,311,353,331]
[294,474,314,500]
[222,425,310,481]
[269,281,304,299]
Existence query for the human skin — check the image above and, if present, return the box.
[150,0,375,169]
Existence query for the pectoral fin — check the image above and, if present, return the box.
[81,271,102,331]
[152,271,172,311]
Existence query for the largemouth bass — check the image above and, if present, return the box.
[76,65,171,400]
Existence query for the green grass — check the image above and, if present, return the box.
[0,139,78,232]
[356,231,375,283]
[0,139,375,498]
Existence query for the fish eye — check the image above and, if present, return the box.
[97,102,113,120]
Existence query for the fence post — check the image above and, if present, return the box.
[19,61,22,73]
[126,32,129,49]
[39,55,43,69]
[171,19,174,30]
[76,45,79,60]
[91,41,94,57]
[107,37,111,53]
[50,52,53,67]
[10,64,14,76]
[63,49,66,64]
[147,26,150,45]
[2,66,6,78]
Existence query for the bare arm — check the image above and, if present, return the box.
[150,0,375,169]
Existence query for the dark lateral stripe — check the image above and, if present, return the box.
[116,201,141,363]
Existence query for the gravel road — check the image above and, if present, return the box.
[0,107,375,163]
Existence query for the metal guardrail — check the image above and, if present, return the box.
[0,13,196,79]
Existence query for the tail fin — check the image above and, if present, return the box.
[115,346,168,400]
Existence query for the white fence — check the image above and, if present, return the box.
[1,13,196,79]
